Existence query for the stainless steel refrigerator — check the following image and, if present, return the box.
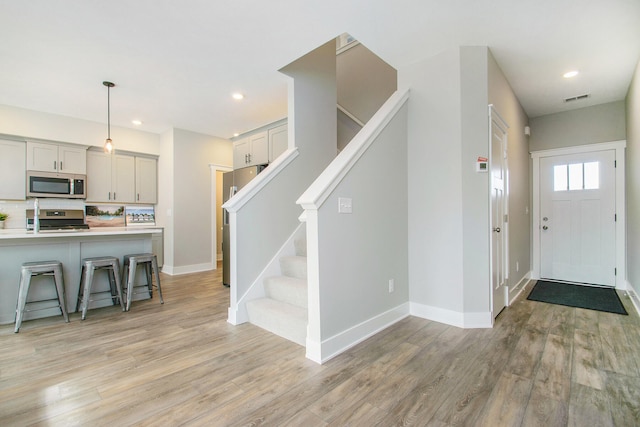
[222,165,266,286]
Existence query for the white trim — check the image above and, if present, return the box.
[410,302,492,328]
[337,103,365,127]
[210,164,232,271]
[163,261,214,276]
[508,271,532,305]
[531,140,627,288]
[626,283,640,317]
[306,303,410,364]
[296,90,410,210]
[223,147,299,212]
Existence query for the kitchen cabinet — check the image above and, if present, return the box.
[86,151,157,204]
[0,139,26,200]
[233,132,268,169]
[135,157,157,204]
[26,141,87,174]
[268,123,288,162]
[86,151,136,203]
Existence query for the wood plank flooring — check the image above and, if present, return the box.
[1,270,640,426]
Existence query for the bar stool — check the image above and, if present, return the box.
[15,261,69,333]
[77,256,126,320]
[122,253,163,311]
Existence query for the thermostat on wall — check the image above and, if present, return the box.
[476,156,488,173]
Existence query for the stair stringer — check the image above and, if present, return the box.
[228,222,306,325]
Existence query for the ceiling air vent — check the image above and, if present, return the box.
[564,94,590,103]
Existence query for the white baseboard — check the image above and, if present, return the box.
[626,282,640,317]
[509,271,532,305]
[410,302,492,328]
[306,303,410,364]
[161,262,213,276]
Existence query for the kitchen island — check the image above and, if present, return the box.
[0,227,163,325]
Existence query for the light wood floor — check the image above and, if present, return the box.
[1,269,639,426]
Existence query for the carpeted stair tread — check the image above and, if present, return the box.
[280,256,307,280]
[246,298,307,346]
[264,276,307,308]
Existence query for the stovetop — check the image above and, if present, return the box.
[26,209,89,230]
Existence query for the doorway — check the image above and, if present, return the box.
[531,141,627,289]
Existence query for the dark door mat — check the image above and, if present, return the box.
[527,280,627,315]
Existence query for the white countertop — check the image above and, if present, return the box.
[0,227,162,240]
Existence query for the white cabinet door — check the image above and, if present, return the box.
[135,157,157,204]
[27,142,58,172]
[86,151,113,202]
[112,155,136,203]
[58,145,87,174]
[268,124,288,162]
[0,139,26,200]
[248,132,268,166]
[26,142,87,174]
[233,138,250,169]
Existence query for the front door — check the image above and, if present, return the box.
[490,107,508,318]
[539,150,616,286]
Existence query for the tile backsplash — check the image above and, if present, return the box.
[0,199,85,229]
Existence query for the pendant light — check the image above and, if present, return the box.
[103,81,115,153]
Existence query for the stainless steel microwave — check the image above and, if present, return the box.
[26,171,86,199]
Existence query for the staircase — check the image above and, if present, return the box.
[246,237,308,346]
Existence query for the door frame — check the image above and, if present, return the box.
[531,140,627,289]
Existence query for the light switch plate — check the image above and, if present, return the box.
[338,197,352,214]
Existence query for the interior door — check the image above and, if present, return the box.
[539,150,616,286]
[490,108,508,318]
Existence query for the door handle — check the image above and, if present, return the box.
[493,227,501,233]
[542,225,548,230]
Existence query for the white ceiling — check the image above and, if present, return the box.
[1,0,639,139]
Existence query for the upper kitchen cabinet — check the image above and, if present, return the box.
[86,150,157,204]
[135,156,157,204]
[27,141,87,174]
[0,139,26,200]
[233,132,268,169]
[86,151,135,203]
[268,123,288,162]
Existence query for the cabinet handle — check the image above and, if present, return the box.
[248,153,251,163]
[137,193,140,201]
[54,160,57,170]
[108,192,111,200]
[60,161,63,170]
[113,192,116,200]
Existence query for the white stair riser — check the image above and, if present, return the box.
[264,276,307,308]
[280,256,307,280]
[294,238,307,257]
[246,298,307,346]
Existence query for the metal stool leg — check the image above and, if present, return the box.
[152,256,163,304]
[112,260,125,312]
[144,262,153,298]
[14,268,32,333]
[79,264,95,320]
[52,264,69,323]
[126,260,137,311]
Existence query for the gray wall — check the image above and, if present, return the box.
[172,128,232,270]
[337,43,397,124]
[487,51,531,293]
[402,48,465,313]
[626,59,640,298]
[529,101,626,151]
[318,103,409,339]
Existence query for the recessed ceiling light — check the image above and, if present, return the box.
[233,133,239,137]
[563,70,579,78]
[132,119,143,126]
[232,93,244,100]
